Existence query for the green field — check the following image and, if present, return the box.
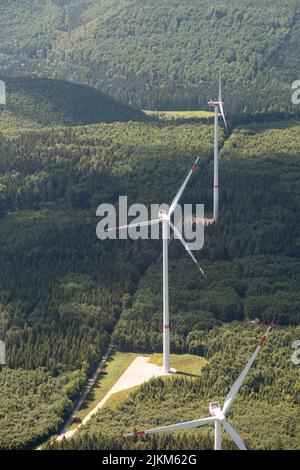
[149,354,207,377]
[69,352,207,429]
[143,110,214,120]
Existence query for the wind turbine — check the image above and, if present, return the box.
[208,72,227,222]
[117,318,276,450]
[101,157,206,374]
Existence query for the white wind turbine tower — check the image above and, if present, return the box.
[102,157,206,374]
[208,72,227,222]
[117,318,276,450]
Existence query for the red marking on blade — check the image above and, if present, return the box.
[259,335,266,347]
[134,431,145,436]
[192,163,197,172]
[164,324,170,329]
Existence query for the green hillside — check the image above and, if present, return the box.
[47,324,300,450]
[0,122,213,449]
[0,0,299,112]
[0,118,299,449]
[0,76,146,128]
[0,0,299,453]
[113,120,300,353]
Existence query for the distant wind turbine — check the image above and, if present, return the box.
[101,157,206,373]
[208,72,227,222]
[117,318,276,450]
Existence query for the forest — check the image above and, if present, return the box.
[47,323,300,450]
[0,367,84,449]
[0,1,300,112]
[0,76,146,128]
[0,114,299,449]
[0,0,299,453]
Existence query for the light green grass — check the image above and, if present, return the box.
[148,353,207,377]
[70,352,139,428]
[143,109,214,120]
[98,353,207,411]
[69,353,207,428]
[103,385,140,410]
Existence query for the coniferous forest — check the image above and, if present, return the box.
[0,110,299,449]
[0,0,299,453]
[1,0,300,111]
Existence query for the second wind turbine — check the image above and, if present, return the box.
[208,73,227,222]
[102,157,206,374]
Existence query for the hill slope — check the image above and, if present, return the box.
[0,76,146,127]
[0,0,299,112]
[0,116,299,448]
[47,324,300,450]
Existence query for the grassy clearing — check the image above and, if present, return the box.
[69,353,207,428]
[96,353,207,411]
[143,110,214,120]
[70,352,139,428]
[103,385,141,410]
[148,353,207,377]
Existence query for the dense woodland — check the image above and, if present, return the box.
[0,76,146,128]
[0,61,299,450]
[48,323,300,450]
[0,115,299,449]
[0,121,214,448]
[0,367,84,449]
[1,1,300,112]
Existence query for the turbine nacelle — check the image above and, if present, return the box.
[208,100,222,107]
[209,401,222,417]
[158,209,169,220]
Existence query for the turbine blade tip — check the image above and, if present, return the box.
[195,261,206,279]
[192,155,200,171]
[258,335,267,347]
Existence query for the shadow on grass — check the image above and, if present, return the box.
[175,370,200,378]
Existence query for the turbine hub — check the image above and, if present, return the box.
[158,209,167,219]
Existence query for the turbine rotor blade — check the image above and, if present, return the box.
[99,218,161,234]
[168,156,200,217]
[219,71,222,102]
[116,416,215,438]
[222,420,247,450]
[219,102,227,130]
[168,220,206,279]
[222,317,276,415]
